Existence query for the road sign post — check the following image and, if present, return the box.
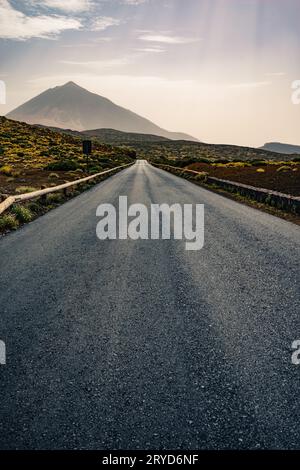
[83,140,92,171]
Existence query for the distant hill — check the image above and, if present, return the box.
[260,142,300,155]
[82,128,171,144]
[131,140,295,163]
[7,82,198,141]
[34,125,184,144]
[0,116,135,197]
[0,116,134,168]
[33,123,294,162]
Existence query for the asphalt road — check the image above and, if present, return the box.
[0,160,300,450]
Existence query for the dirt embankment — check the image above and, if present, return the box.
[0,169,88,196]
[187,163,300,196]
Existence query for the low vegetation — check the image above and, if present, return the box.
[0,117,136,234]
[11,204,33,223]
[157,164,300,222]
[152,156,299,196]
[1,115,299,231]
[0,214,19,231]
[130,140,296,164]
[0,116,136,196]
[0,164,129,234]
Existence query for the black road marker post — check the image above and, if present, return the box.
[83,140,92,172]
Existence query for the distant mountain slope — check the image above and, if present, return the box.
[260,142,300,155]
[7,82,198,141]
[131,140,295,163]
[34,123,293,162]
[34,125,187,144]
[83,128,171,143]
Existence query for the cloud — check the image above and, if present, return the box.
[61,47,164,71]
[121,0,147,4]
[61,57,134,69]
[92,17,122,31]
[0,0,81,40]
[264,72,286,77]
[93,37,114,42]
[40,0,93,13]
[92,0,147,6]
[135,47,165,53]
[60,43,96,48]
[139,34,200,44]
[229,81,272,89]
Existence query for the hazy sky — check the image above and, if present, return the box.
[0,0,300,146]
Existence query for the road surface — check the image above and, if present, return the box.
[0,161,299,449]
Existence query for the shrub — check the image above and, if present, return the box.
[0,165,13,176]
[98,158,111,165]
[28,202,43,214]
[256,168,265,173]
[79,183,93,191]
[46,160,79,171]
[213,158,230,164]
[227,162,250,168]
[125,149,137,159]
[11,205,33,223]
[277,165,292,172]
[0,214,19,231]
[48,172,60,179]
[183,158,200,166]
[213,163,227,168]
[194,172,208,182]
[15,186,38,194]
[88,166,102,174]
[46,193,64,204]
[250,160,267,166]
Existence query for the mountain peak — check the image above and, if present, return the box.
[62,81,82,89]
[6,82,198,141]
